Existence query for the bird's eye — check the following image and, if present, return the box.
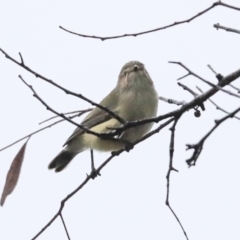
[123,71,127,76]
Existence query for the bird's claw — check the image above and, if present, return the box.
[87,168,101,180]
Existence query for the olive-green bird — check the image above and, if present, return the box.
[48,61,158,172]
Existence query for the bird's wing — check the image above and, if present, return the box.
[63,88,119,146]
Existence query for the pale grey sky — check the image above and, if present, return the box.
[1,0,240,239]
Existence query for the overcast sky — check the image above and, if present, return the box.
[1,0,240,239]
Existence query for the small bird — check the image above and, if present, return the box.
[48,61,159,172]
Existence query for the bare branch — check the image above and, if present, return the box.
[177,82,205,115]
[39,109,92,125]
[207,64,217,75]
[111,65,240,134]
[1,48,240,134]
[59,2,240,41]
[0,48,126,124]
[177,82,198,97]
[0,112,85,152]
[18,52,24,66]
[31,118,174,240]
[186,105,240,167]
[170,61,240,100]
[166,117,189,240]
[229,84,240,93]
[158,96,186,106]
[19,75,113,138]
[177,73,191,81]
[60,213,71,240]
[1,63,239,154]
[208,64,240,93]
[214,23,240,35]
[196,86,240,121]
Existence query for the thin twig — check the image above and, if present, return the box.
[1,48,240,134]
[59,2,240,41]
[207,64,217,75]
[0,48,126,124]
[60,213,71,240]
[0,112,82,152]
[170,61,240,100]
[229,84,240,93]
[158,96,186,106]
[196,86,240,121]
[186,105,240,166]
[19,75,110,138]
[214,23,240,35]
[31,118,174,240]
[208,64,240,93]
[39,109,92,125]
[18,52,24,66]
[178,82,205,114]
[15,66,240,144]
[178,82,198,97]
[166,117,189,240]
[108,66,240,134]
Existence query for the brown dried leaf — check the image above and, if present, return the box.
[0,138,30,206]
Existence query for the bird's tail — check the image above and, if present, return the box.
[48,150,77,172]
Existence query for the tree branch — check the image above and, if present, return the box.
[186,105,240,166]
[60,213,71,240]
[196,86,240,121]
[158,96,186,106]
[59,2,240,41]
[0,112,85,152]
[31,118,174,240]
[19,75,112,138]
[170,61,240,100]
[0,48,126,125]
[39,108,92,125]
[214,23,240,35]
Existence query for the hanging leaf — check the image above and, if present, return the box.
[0,137,30,206]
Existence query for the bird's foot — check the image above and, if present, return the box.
[124,142,134,152]
[87,167,101,180]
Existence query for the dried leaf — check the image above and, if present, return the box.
[0,138,30,206]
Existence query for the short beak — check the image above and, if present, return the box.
[133,65,139,71]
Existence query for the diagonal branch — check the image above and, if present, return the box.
[39,108,92,125]
[84,65,240,133]
[0,112,85,152]
[186,105,240,167]
[178,82,205,114]
[0,49,126,124]
[59,2,240,41]
[214,23,240,35]
[196,86,240,121]
[170,61,240,100]
[178,82,198,97]
[19,75,111,138]
[31,118,174,240]
[229,83,240,93]
[2,64,240,153]
[158,96,186,106]
[60,213,71,240]
[1,48,240,133]
[208,64,240,94]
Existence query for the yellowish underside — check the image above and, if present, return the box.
[83,118,124,151]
